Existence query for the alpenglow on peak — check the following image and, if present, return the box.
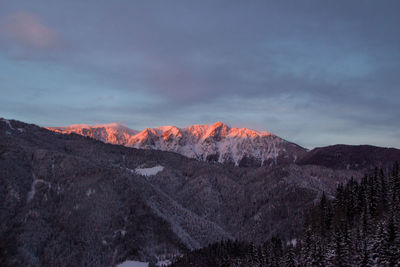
[47,122,306,167]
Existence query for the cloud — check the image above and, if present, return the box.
[1,1,399,149]
[0,11,63,58]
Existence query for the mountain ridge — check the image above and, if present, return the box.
[297,144,400,170]
[47,121,306,167]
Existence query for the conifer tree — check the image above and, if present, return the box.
[284,245,297,267]
[378,168,388,214]
[270,236,283,267]
[385,214,400,266]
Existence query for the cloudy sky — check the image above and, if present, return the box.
[1,0,399,148]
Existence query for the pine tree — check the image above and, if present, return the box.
[271,236,283,267]
[284,245,297,267]
[390,162,400,210]
[372,221,386,266]
[262,241,272,266]
[311,238,327,267]
[385,214,400,266]
[0,237,7,267]
[246,242,258,266]
[368,170,379,218]
[378,168,388,215]
[359,238,373,267]
[357,175,368,215]
[329,229,346,267]
[299,228,313,266]
[318,192,332,238]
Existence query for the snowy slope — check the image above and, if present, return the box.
[135,165,164,176]
[116,260,148,267]
[47,122,306,166]
[48,123,139,146]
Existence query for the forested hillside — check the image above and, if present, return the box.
[171,163,400,266]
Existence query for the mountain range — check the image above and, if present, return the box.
[47,122,306,167]
[1,118,399,266]
[47,121,400,170]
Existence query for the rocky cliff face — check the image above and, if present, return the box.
[48,122,307,167]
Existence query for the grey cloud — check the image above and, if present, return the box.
[0,11,66,60]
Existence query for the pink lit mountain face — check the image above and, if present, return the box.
[48,122,307,166]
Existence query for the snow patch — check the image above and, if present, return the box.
[86,188,95,197]
[287,238,297,247]
[27,175,51,203]
[135,165,164,176]
[156,259,171,266]
[2,119,14,130]
[114,229,127,237]
[116,260,148,267]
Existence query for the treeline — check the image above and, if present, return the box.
[171,163,400,266]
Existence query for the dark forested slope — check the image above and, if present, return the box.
[172,164,400,266]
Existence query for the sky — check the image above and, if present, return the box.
[0,0,399,149]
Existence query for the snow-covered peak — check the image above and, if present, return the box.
[203,122,230,141]
[186,124,211,139]
[47,122,306,166]
[228,127,273,138]
[47,123,138,145]
[49,123,138,135]
[141,128,158,136]
[182,122,272,140]
[97,123,136,132]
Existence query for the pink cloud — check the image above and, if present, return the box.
[0,11,63,57]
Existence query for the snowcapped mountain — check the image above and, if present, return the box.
[48,122,306,166]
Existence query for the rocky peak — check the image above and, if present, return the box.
[204,122,230,141]
[160,126,182,141]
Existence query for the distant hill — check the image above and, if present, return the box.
[298,144,400,170]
